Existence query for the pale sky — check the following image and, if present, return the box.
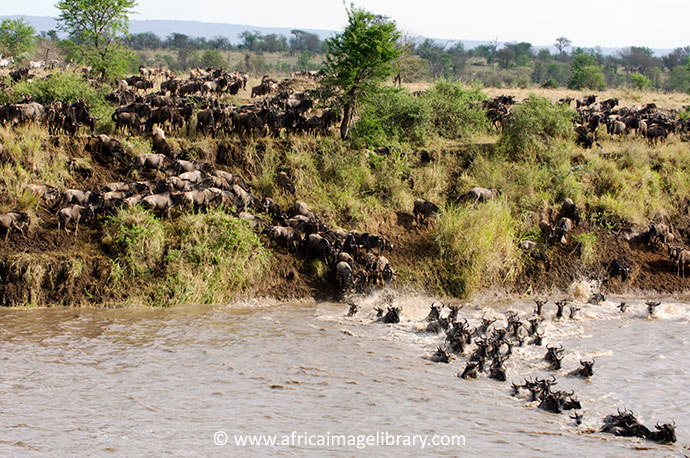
[6,0,689,49]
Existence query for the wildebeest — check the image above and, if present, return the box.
[459,361,478,379]
[85,134,125,164]
[413,199,439,224]
[141,192,187,219]
[151,127,173,156]
[277,171,295,194]
[427,347,452,363]
[0,212,30,240]
[645,300,661,317]
[113,111,141,135]
[461,187,501,203]
[58,205,95,234]
[130,153,173,175]
[336,260,354,291]
[601,410,676,444]
[569,359,595,378]
[379,306,401,324]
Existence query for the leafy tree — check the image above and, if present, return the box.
[208,36,231,51]
[125,32,161,50]
[56,0,137,78]
[504,42,533,66]
[661,46,690,71]
[554,36,571,58]
[201,49,226,68]
[296,50,312,69]
[618,46,659,74]
[238,31,261,51]
[496,47,516,69]
[0,17,36,56]
[166,33,191,50]
[569,65,606,90]
[630,72,650,90]
[289,30,323,54]
[321,4,401,139]
[416,39,451,78]
[665,64,690,93]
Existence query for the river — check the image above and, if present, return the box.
[1,289,688,456]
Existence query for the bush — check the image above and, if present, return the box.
[433,201,521,298]
[164,208,272,305]
[499,95,574,158]
[354,86,431,146]
[630,73,650,90]
[568,65,606,90]
[103,206,166,277]
[11,71,106,106]
[353,80,489,147]
[425,79,489,139]
[201,49,227,69]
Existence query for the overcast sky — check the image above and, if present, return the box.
[6,0,689,49]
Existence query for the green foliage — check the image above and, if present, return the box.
[104,206,166,277]
[201,49,227,69]
[541,78,559,89]
[0,18,36,56]
[568,65,606,90]
[665,65,690,93]
[321,4,402,139]
[572,232,597,265]
[499,95,574,158]
[56,0,137,78]
[353,80,488,147]
[354,87,431,146]
[433,201,521,298]
[11,71,105,106]
[425,80,489,139]
[630,72,650,90]
[164,208,272,305]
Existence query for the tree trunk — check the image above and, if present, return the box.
[340,101,353,140]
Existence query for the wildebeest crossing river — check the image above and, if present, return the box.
[1,291,688,456]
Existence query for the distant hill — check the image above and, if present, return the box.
[2,15,336,44]
[2,15,672,56]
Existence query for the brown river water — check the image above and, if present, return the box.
[1,286,689,457]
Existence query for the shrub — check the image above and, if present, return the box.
[354,86,431,146]
[568,65,606,90]
[164,208,272,305]
[630,73,650,90]
[425,79,489,139]
[572,232,597,265]
[103,206,166,277]
[433,201,521,298]
[499,95,574,159]
[11,71,106,107]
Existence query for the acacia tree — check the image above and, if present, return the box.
[56,0,137,78]
[321,4,401,139]
[0,18,36,56]
[555,36,571,59]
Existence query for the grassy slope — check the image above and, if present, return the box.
[1,76,690,306]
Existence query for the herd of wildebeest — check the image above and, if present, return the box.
[1,64,690,289]
[345,295,676,445]
[483,93,690,147]
[1,64,690,290]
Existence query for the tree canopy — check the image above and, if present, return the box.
[0,18,36,57]
[320,4,401,139]
[56,0,137,78]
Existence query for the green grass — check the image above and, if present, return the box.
[162,208,273,305]
[433,201,522,298]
